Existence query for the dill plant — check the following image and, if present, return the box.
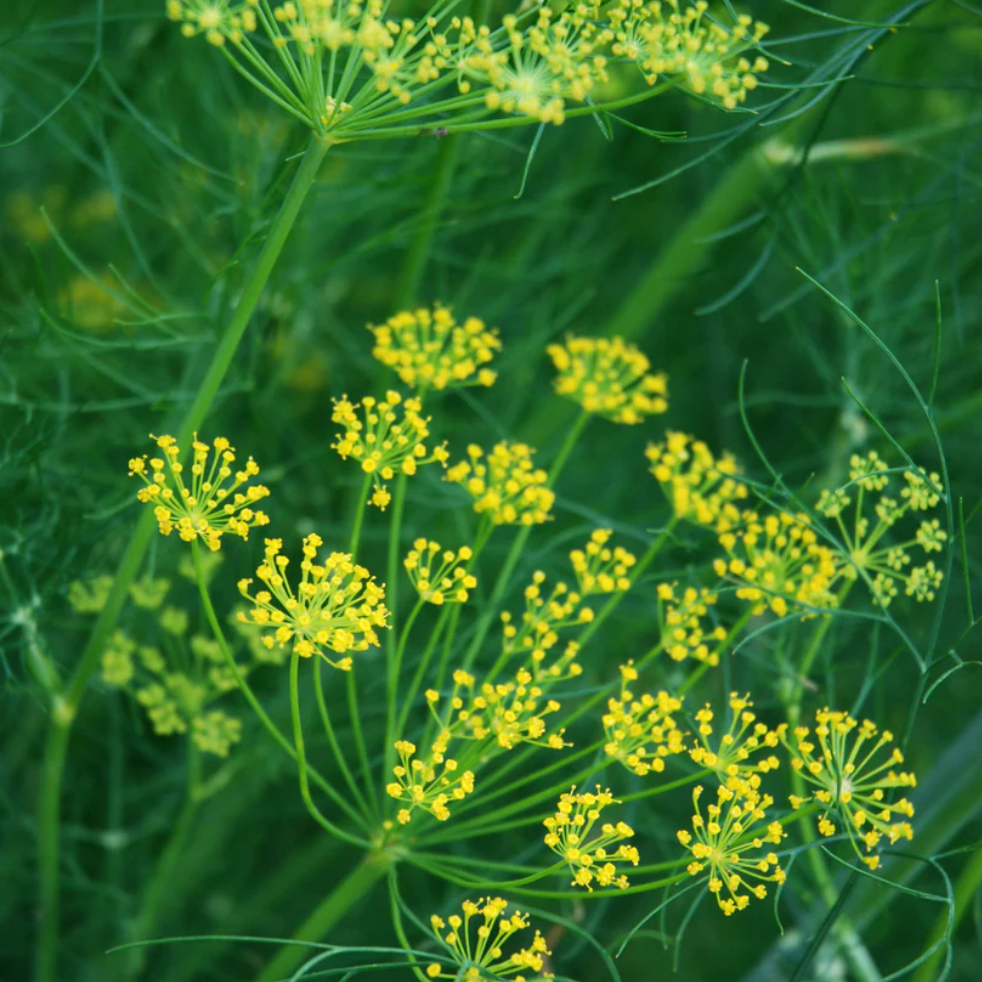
[2,2,981,982]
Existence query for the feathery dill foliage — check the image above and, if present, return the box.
[4,2,982,982]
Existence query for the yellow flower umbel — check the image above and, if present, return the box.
[569,529,636,595]
[405,539,477,605]
[647,432,747,528]
[100,605,254,759]
[543,786,640,891]
[500,571,593,663]
[166,1,770,141]
[128,435,271,551]
[385,737,475,825]
[237,535,389,670]
[677,784,786,915]
[786,708,916,870]
[816,452,946,608]
[368,305,500,392]
[426,659,575,753]
[714,510,839,618]
[689,693,785,793]
[656,583,728,665]
[547,336,668,424]
[603,663,685,776]
[446,442,554,526]
[612,0,770,110]
[331,391,448,509]
[426,898,552,981]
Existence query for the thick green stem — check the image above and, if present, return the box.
[34,134,330,982]
[128,743,202,978]
[254,852,392,982]
[394,136,460,308]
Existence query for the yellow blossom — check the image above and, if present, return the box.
[677,784,786,915]
[166,0,256,46]
[543,786,640,891]
[331,391,448,510]
[569,529,636,595]
[404,539,477,604]
[426,898,552,981]
[547,335,668,424]
[501,571,592,664]
[446,442,554,526]
[368,304,500,391]
[713,510,838,618]
[128,434,271,551]
[237,534,389,670]
[603,663,685,776]
[656,582,728,664]
[689,692,785,792]
[385,737,475,825]
[785,708,916,870]
[647,432,747,527]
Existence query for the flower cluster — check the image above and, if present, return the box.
[369,305,500,392]
[547,336,668,424]
[714,510,839,618]
[426,898,552,981]
[446,442,554,526]
[569,529,636,595]
[816,452,946,607]
[786,708,916,870]
[100,614,252,759]
[237,535,389,670]
[426,663,574,754]
[405,539,477,605]
[68,575,115,613]
[543,786,640,891]
[677,784,786,915]
[656,583,728,664]
[128,434,271,551]
[647,432,747,527]
[689,693,784,793]
[500,572,593,662]
[166,0,770,139]
[331,391,448,509]
[613,0,770,109]
[603,663,685,776]
[385,737,475,825]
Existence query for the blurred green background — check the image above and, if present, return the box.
[1,1,981,981]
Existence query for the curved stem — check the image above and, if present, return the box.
[35,134,331,982]
[313,658,373,825]
[289,652,371,847]
[193,542,367,831]
[347,668,380,820]
[394,602,452,741]
[348,473,373,557]
[385,471,409,666]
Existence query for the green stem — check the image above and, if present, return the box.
[388,873,430,982]
[348,473,373,556]
[289,652,371,847]
[347,668,380,818]
[34,134,330,982]
[386,598,424,775]
[128,743,202,977]
[393,135,460,308]
[253,852,392,982]
[192,542,367,831]
[313,658,373,825]
[385,471,409,666]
